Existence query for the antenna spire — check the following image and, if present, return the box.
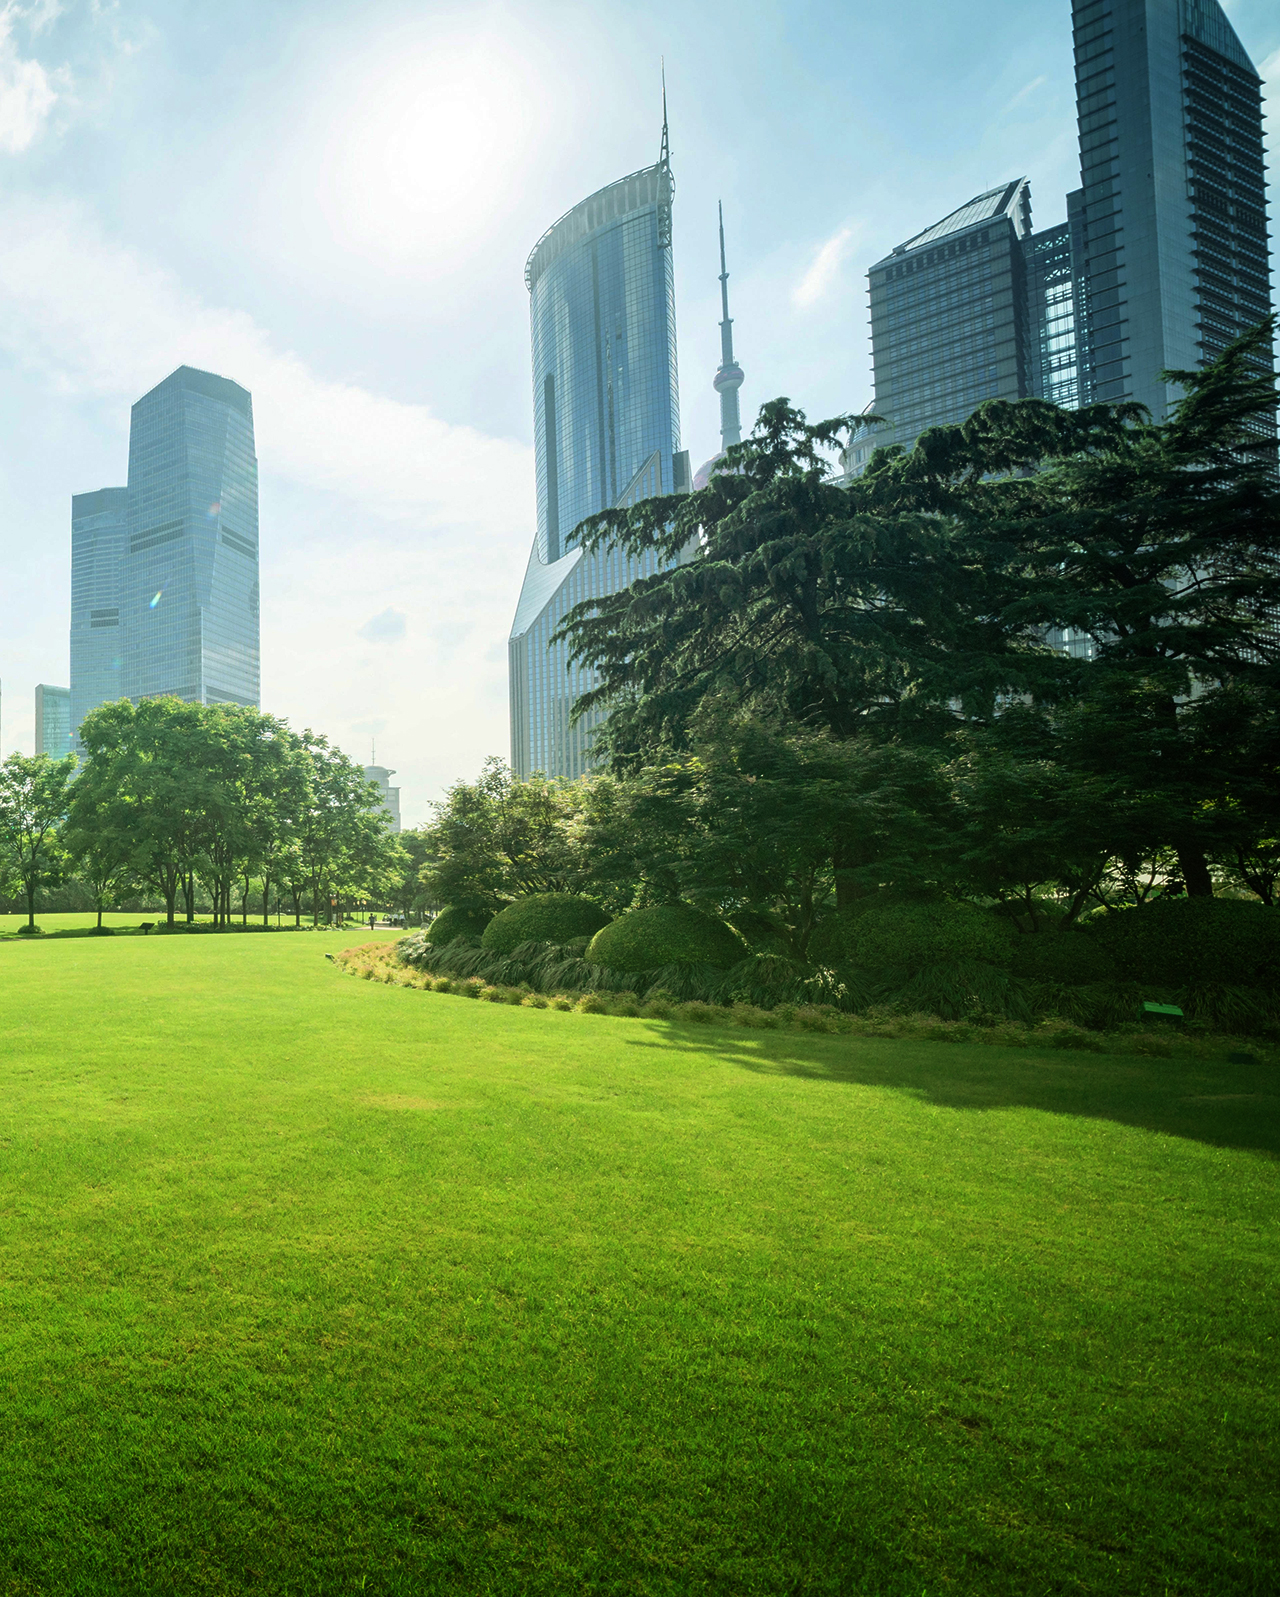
[659,59,670,170]
[713,201,744,450]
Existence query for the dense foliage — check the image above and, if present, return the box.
[412,327,1278,1035]
[0,698,404,928]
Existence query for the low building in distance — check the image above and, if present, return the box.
[508,106,690,781]
[70,366,260,746]
[363,764,402,833]
[35,684,71,758]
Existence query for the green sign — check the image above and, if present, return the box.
[1142,1002,1184,1017]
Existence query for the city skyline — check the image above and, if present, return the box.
[0,0,1275,819]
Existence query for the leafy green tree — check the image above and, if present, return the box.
[559,323,1280,902]
[0,752,76,931]
[419,757,585,912]
[578,719,952,949]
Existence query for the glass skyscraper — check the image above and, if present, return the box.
[509,143,690,780]
[34,685,71,758]
[866,180,1036,454]
[861,0,1271,459]
[69,486,127,748]
[1073,0,1272,426]
[70,366,260,743]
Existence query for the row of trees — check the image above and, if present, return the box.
[0,698,407,931]
[418,326,1280,947]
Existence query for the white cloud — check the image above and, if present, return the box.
[0,4,59,153]
[0,192,534,818]
[358,608,408,643]
[792,226,853,310]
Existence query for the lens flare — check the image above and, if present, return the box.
[150,590,163,609]
[207,500,221,517]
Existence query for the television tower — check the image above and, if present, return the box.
[713,202,745,449]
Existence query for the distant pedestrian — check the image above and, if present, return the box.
[368,913,376,931]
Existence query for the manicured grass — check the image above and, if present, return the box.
[0,912,318,942]
[0,932,1276,1595]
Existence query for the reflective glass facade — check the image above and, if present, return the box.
[69,368,260,740]
[867,181,1033,454]
[35,685,71,758]
[69,486,127,748]
[510,163,687,778]
[124,367,260,708]
[1073,0,1272,428]
[862,0,1271,458]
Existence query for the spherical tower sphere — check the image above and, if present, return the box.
[713,363,744,394]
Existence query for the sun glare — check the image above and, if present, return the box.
[323,39,538,267]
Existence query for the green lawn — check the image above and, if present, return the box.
[0,931,1275,1595]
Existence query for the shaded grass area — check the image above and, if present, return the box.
[0,931,1276,1594]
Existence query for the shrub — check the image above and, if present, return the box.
[1090,896,1280,988]
[587,905,746,973]
[675,1001,719,1025]
[727,911,791,955]
[809,900,1015,972]
[481,894,611,956]
[423,905,494,946]
[1008,925,1115,985]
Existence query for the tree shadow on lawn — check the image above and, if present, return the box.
[626,1024,1280,1158]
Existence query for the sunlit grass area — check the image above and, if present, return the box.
[0,930,1276,1594]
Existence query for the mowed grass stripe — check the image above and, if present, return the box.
[0,929,1276,1594]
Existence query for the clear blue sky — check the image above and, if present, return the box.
[1,0,1277,818]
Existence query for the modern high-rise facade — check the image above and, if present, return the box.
[69,486,127,748]
[865,180,1037,455]
[34,685,71,758]
[70,367,260,743]
[860,0,1272,459]
[508,129,689,780]
[1073,0,1272,424]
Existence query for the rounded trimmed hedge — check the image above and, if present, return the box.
[424,904,494,946]
[809,899,1015,972]
[481,893,612,955]
[1007,926,1115,985]
[586,905,747,972]
[1088,896,1280,987]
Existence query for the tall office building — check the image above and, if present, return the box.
[125,367,259,706]
[861,0,1271,458]
[866,180,1036,455]
[508,116,689,779]
[70,486,127,748]
[70,367,260,741]
[1073,0,1272,424]
[34,685,71,758]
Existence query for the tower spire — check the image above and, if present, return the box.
[713,201,744,450]
[659,59,670,170]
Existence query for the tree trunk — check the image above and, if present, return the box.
[165,885,176,926]
[1177,839,1215,898]
[25,873,36,931]
[96,900,103,930]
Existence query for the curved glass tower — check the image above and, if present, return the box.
[509,143,688,779]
